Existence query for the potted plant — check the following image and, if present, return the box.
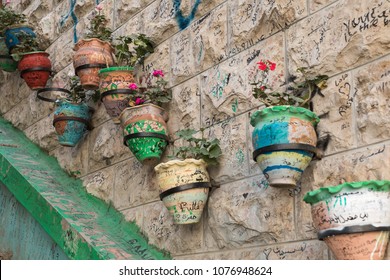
[11,31,52,90]
[250,59,328,188]
[99,33,154,123]
[73,5,115,90]
[303,180,390,260]
[154,129,222,225]
[0,35,17,72]
[53,76,98,147]
[119,69,171,163]
[0,5,35,53]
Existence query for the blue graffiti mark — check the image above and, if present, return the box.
[60,0,79,43]
[173,0,202,30]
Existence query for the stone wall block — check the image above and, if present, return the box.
[170,28,194,85]
[33,113,60,152]
[82,166,115,203]
[113,158,159,210]
[228,0,306,57]
[88,121,131,172]
[236,240,329,260]
[206,176,295,250]
[287,0,390,76]
[309,0,337,13]
[3,99,31,131]
[312,72,356,154]
[141,202,204,255]
[355,56,390,145]
[0,74,29,115]
[191,3,228,73]
[207,114,250,184]
[142,39,171,86]
[114,0,143,29]
[122,205,144,227]
[167,76,201,139]
[47,30,74,74]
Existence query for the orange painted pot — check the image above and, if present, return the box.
[154,159,211,225]
[18,51,52,90]
[304,180,390,259]
[99,66,136,123]
[73,38,115,90]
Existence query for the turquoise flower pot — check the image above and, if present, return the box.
[53,101,91,147]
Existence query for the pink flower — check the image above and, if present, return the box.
[268,60,276,71]
[135,97,145,105]
[260,86,266,91]
[96,4,103,11]
[257,61,267,71]
[152,70,164,77]
[129,83,138,90]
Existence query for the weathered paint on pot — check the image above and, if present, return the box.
[73,38,115,90]
[250,105,319,188]
[303,180,390,260]
[119,104,168,163]
[53,101,91,147]
[99,67,136,123]
[18,52,52,89]
[4,25,35,53]
[154,159,210,224]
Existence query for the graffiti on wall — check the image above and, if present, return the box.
[60,0,79,43]
[173,0,202,30]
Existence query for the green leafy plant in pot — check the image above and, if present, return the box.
[11,31,52,90]
[250,59,328,188]
[118,69,172,164]
[53,76,99,147]
[154,129,222,225]
[99,33,155,123]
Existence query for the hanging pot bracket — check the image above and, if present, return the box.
[159,181,213,201]
[123,132,170,146]
[36,88,71,103]
[75,63,108,74]
[53,116,92,130]
[253,143,324,162]
[317,224,390,240]
[20,67,53,77]
[100,89,135,101]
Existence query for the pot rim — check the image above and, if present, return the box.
[250,105,320,127]
[98,66,134,75]
[303,180,390,205]
[4,24,35,32]
[154,158,207,172]
[73,38,114,52]
[118,103,167,122]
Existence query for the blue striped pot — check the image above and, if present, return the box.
[4,25,36,53]
[250,106,319,188]
[53,101,91,147]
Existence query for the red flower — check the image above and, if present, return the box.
[153,70,164,77]
[129,83,138,90]
[257,61,267,71]
[135,97,145,105]
[268,60,276,71]
[260,86,266,91]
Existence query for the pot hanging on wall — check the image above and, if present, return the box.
[303,180,390,260]
[119,103,169,163]
[73,38,115,90]
[99,66,136,123]
[17,51,52,90]
[0,37,17,72]
[154,159,211,225]
[4,25,36,54]
[250,105,319,188]
[53,101,91,147]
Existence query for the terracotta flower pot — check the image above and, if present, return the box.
[119,104,169,163]
[73,38,115,90]
[0,37,17,72]
[4,25,35,53]
[53,101,91,147]
[99,66,136,123]
[250,105,319,188]
[303,180,390,260]
[154,159,211,224]
[18,51,52,90]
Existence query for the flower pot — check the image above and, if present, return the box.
[303,180,390,260]
[53,101,91,147]
[4,25,35,53]
[0,37,17,72]
[119,104,169,163]
[250,105,319,188]
[17,51,52,89]
[73,38,115,90]
[154,159,211,224]
[99,66,136,123]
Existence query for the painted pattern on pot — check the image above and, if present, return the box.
[0,37,17,72]
[303,180,390,260]
[154,159,210,224]
[250,105,319,188]
[73,38,115,90]
[119,104,168,163]
[99,67,136,123]
[4,25,35,53]
[18,51,52,89]
[53,101,91,147]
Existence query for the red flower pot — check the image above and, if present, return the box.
[18,51,52,90]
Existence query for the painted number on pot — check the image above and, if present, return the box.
[325,196,347,211]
